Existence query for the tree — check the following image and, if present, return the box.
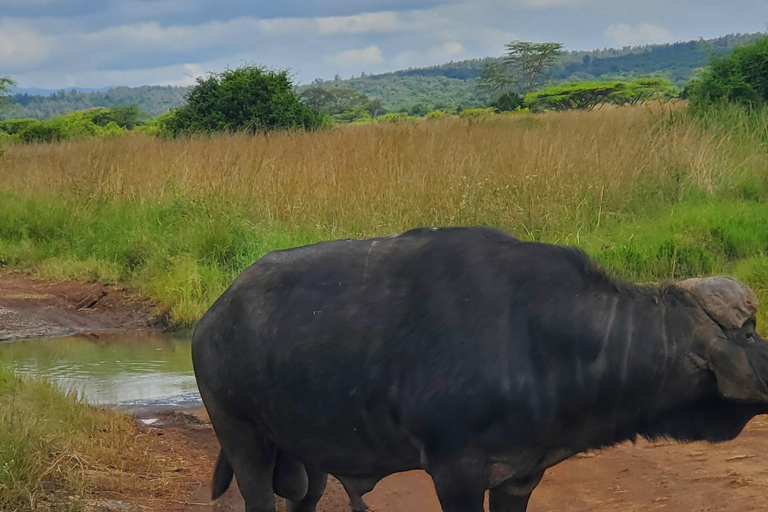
[525,81,627,111]
[686,35,768,107]
[525,77,680,111]
[301,87,385,122]
[614,77,680,105]
[478,61,518,96]
[491,92,524,112]
[166,65,325,135]
[92,105,144,129]
[478,40,564,108]
[0,77,15,111]
[504,41,565,95]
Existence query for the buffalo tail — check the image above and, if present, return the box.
[211,448,234,500]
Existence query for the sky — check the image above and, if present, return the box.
[0,0,765,90]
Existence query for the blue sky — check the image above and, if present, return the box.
[0,0,765,89]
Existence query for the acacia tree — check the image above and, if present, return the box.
[301,87,383,117]
[525,81,627,111]
[525,78,679,111]
[0,77,15,110]
[478,61,517,96]
[614,78,680,105]
[479,41,564,97]
[505,41,565,94]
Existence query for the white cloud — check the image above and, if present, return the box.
[326,45,384,67]
[180,63,204,85]
[317,11,399,34]
[0,20,52,67]
[431,41,464,58]
[605,22,674,46]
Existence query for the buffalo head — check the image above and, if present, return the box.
[678,276,768,403]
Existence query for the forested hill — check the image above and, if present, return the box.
[307,32,762,112]
[4,85,190,120]
[3,32,762,119]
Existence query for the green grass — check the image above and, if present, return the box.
[0,193,327,323]
[1,190,767,329]
[0,366,160,510]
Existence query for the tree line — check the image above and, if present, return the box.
[1,33,766,142]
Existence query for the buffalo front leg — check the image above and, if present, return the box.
[488,471,544,512]
[336,475,379,512]
[286,467,328,512]
[429,459,486,512]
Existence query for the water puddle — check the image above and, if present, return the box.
[0,332,201,413]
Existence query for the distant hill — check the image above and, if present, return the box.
[3,85,191,120]
[14,86,113,96]
[304,32,763,112]
[2,32,763,120]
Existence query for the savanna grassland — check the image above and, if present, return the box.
[1,103,768,509]
[1,104,768,326]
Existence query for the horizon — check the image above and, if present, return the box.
[2,0,765,91]
[9,30,764,96]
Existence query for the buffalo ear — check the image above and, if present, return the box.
[706,337,768,402]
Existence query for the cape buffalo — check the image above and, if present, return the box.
[192,227,768,512]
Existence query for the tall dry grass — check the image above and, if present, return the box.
[2,106,759,240]
[2,105,768,323]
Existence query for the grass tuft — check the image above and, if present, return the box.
[0,366,168,510]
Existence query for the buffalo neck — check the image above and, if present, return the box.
[520,284,701,450]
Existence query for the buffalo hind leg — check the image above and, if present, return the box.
[336,475,379,512]
[488,471,544,512]
[286,467,327,512]
[429,459,486,512]
[208,407,277,512]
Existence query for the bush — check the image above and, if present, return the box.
[92,105,143,129]
[166,65,325,135]
[426,109,449,119]
[0,118,39,135]
[459,107,496,118]
[11,108,134,143]
[687,35,768,107]
[376,112,412,123]
[491,92,524,112]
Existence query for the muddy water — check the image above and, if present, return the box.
[0,332,201,412]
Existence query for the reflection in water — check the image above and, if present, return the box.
[0,333,201,411]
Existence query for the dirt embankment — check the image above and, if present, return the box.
[0,270,164,342]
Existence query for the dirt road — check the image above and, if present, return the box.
[152,410,768,512]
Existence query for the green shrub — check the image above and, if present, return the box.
[491,92,524,112]
[14,108,134,143]
[0,118,39,135]
[687,35,768,107]
[92,105,143,129]
[166,65,326,135]
[459,107,496,118]
[376,112,412,123]
[426,109,449,119]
